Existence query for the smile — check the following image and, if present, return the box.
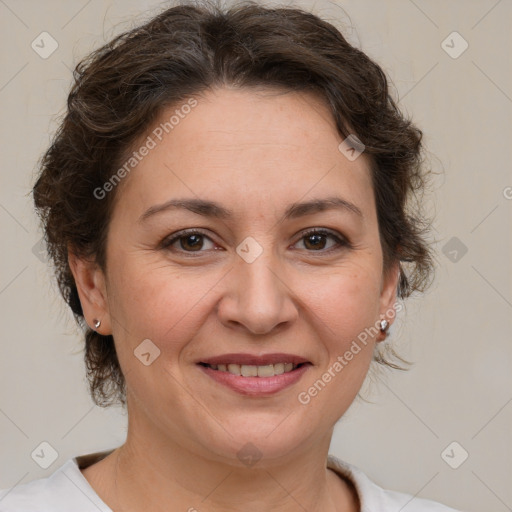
[197,355,312,396]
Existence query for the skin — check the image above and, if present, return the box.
[70,86,400,512]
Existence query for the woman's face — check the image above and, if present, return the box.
[78,87,399,464]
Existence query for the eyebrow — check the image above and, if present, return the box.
[139,196,363,223]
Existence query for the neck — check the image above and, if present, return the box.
[116,441,326,511]
[100,415,358,512]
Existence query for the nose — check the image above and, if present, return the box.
[217,251,299,335]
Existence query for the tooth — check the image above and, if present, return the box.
[228,364,241,375]
[219,362,299,376]
[257,364,275,377]
[273,363,285,375]
[241,365,258,377]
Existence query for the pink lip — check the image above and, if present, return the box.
[199,353,310,366]
[197,363,311,396]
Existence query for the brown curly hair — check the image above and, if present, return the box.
[33,0,435,407]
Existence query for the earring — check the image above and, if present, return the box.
[93,319,101,329]
[379,318,389,333]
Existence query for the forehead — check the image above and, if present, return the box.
[114,87,375,222]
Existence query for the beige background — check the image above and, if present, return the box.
[1,1,511,510]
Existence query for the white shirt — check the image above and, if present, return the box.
[0,450,461,511]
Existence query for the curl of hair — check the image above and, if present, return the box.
[33,0,435,407]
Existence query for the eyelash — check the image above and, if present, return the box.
[161,228,351,256]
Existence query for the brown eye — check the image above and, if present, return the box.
[303,232,328,250]
[162,229,216,253]
[295,229,349,252]
[179,233,204,251]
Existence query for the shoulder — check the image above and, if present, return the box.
[327,454,462,512]
[0,457,112,512]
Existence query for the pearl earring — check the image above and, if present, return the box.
[379,319,389,332]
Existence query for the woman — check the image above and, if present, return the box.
[0,1,460,510]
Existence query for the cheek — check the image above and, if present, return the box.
[303,264,382,337]
[296,272,380,413]
[299,265,381,389]
[106,258,220,352]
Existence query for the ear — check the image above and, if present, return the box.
[377,259,401,342]
[68,248,112,335]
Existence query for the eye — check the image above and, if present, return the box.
[293,228,349,253]
[161,229,218,254]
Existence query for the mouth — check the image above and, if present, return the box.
[196,353,311,396]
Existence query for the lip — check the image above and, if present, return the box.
[197,361,311,397]
[199,353,310,366]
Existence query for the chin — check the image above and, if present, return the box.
[195,412,321,467]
